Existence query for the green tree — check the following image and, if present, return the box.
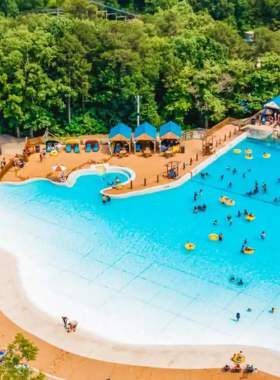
[0,333,45,380]
[0,0,19,17]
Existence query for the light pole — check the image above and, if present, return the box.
[135,95,140,126]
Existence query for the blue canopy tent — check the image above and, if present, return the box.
[133,122,157,153]
[264,95,280,110]
[108,123,132,154]
[159,121,182,153]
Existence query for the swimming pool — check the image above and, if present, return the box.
[1,138,280,349]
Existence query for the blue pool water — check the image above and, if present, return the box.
[1,138,280,346]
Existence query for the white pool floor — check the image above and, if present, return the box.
[1,205,280,351]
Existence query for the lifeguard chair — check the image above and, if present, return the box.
[202,136,214,155]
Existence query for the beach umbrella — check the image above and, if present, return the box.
[52,164,66,172]
[260,108,273,116]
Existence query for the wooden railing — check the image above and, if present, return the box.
[206,117,236,137]
[182,128,207,140]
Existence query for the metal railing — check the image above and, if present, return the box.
[19,1,138,20]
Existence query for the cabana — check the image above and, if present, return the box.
[85,139,100,153]
[65,139,80,153]
[159,121,182,154]
[133,122,157,154]
[264,95,280,110]
[108,123,132,155]
[46,140,59,152]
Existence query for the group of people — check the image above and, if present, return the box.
[62,316,78,332]
[102,194,111,204]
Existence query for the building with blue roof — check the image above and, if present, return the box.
[264,95,280,110]
[133,122,157,153]
[108,123,132,154]
[159,121,182,140]
[159,121,182,154]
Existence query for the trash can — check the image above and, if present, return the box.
[251,118,256,125]
[181,146,185,154]
[35,145,40,153]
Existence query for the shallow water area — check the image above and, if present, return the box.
[1,140,280,348]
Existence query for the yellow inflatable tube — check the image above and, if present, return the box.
[219,196,228,203]
[50,150,58,157]
[116,183,123,190]
[234,149,241,154]
[232,354,246,364]
[245,155,253,160]
[226,200,235,206]
[185,243,195,251]
[246,214,255,221]
[263,153,271,158]
[245,149,252,154]
[209,234,218,241]
[243,247,254,255]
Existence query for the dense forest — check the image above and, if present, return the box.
[0,0,280,136]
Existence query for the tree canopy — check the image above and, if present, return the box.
[0,333,45,380]
[0,0,280,136]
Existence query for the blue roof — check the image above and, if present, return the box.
[109,123,132,139]
[134,122,157,139]
[264,95,280,109]
[159,121,182,138]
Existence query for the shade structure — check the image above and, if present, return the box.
[159,121,182,140]
[133,122,157,153]
[109,123,132,140]
[264,95,280,110]
[108,123,132,154]
[52,165,66,172]
[260,108,273,116]
[65,139,80,146]
[85,139,100,152]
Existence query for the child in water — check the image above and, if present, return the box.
[261,231,265,239]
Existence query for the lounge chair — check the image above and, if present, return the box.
[66,144,72,153]
[93,142,99,152]
[136,144,141,152]
[74,144,79,153]
[85,143,91,152]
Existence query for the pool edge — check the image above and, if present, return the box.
[1,247,280,376]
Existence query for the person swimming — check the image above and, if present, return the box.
[238,279,243,285]
[243,173,246,178]
[194,206,198,212]
[237,211,242,217]
[221,175,224,180]
[202,204,207,210]
[199,189,203,196]
[244,210,248,215]
[261,231,265,239]
[247,308,252,312]
[229,182,232,188]
[247,191,253,196]
[194,192,198,201]
[226,166,230,170]
[278,178,280,183]
[219,233,223,241]
[230,277,235,282]
[213,220,217,225]
[227,215,232,221]
[102,194,106,204]
[233,168,237,174]
[274,197,278,202]
[254,188,259,194]
[244,239,248,244]
[241,244,245,252]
